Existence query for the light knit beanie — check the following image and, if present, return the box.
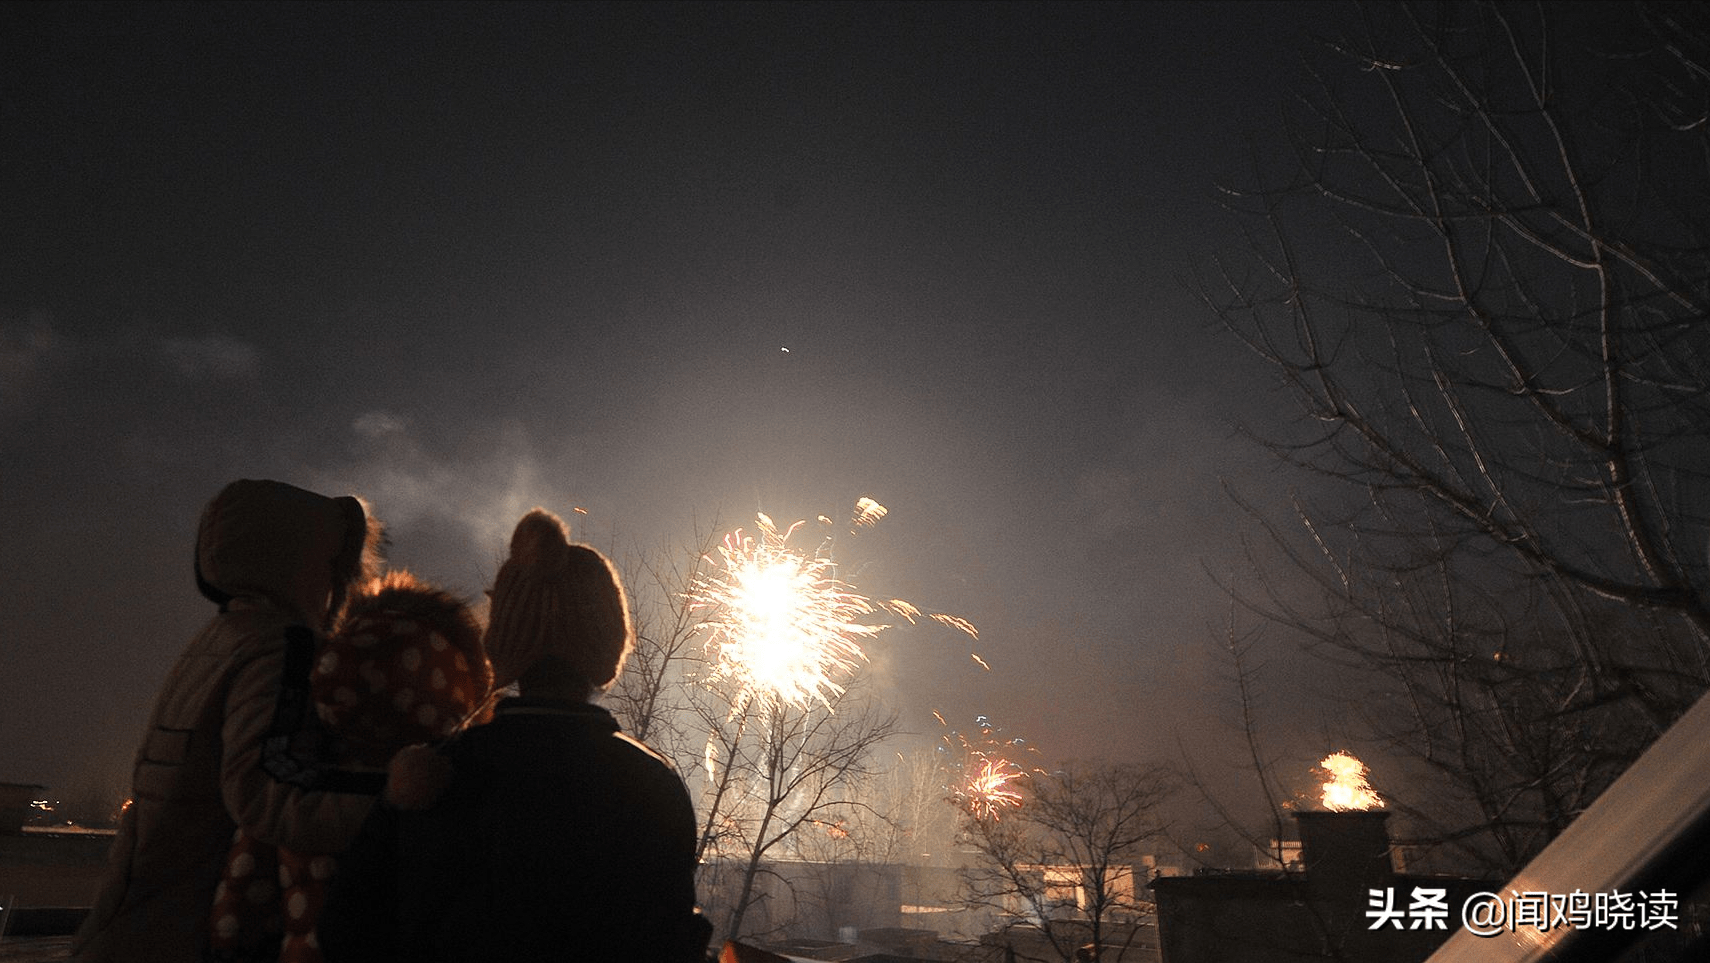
[484,509,633,692]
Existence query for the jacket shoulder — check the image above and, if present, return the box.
[172,607,305,667]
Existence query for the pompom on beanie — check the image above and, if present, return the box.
[483,509,633,691]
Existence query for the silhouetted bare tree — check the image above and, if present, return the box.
[607,524,720,767]
[1176,608,1298,873]
[697,686,900,943]
[609,525,904,947]
[959,762,1174,963]
[1208,0,1710,872]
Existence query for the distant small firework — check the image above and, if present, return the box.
[850,496,887,531]
[940,712,1039,821]
[934,614,978,639]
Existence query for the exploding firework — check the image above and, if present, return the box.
[963,758,1026,820]
[940,713,1039,821]
[689,513,878,710]
[1319,751,1383,811]
[688,499,976,712]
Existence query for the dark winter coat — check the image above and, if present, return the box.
[319,698,710,963]
[72,480,384,963]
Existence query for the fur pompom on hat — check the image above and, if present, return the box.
[314,570,492,758]
[483,509,633,692]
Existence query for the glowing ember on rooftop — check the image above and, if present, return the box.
[1319,751,1383,812]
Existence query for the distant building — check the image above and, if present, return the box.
[0,782,111,932]
[1151,811,1491,963]
[708,855,1168,962]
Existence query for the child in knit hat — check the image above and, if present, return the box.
[479,509,632,694]
[208,571,491,963]
[319,509,711,963]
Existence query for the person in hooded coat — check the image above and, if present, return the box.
[72,479,389,963]
[318,508,712,963]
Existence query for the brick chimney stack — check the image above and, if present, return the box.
[1295,809,1394,902]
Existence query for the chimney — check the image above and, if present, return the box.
[1294,810,1394,901]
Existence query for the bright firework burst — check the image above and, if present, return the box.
[688,499,977,713]
[962,758,1025,820]
[690,512,878,710]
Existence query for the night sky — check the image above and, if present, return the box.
[1,2,1352,803]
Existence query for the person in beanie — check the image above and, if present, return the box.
[207,570,493,963]
[320,508,712,963]
[73,480,391,963]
